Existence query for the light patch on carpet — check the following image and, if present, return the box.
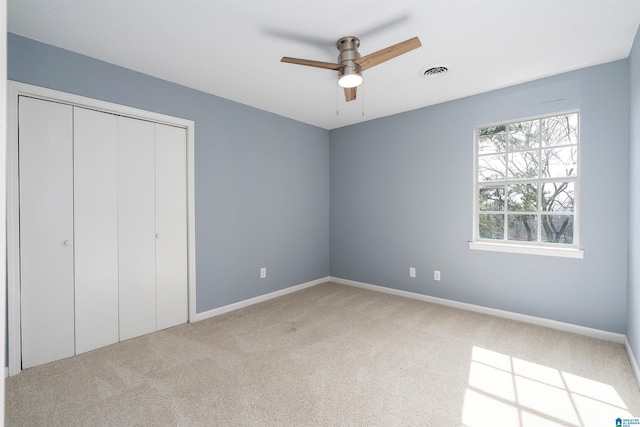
[462,345,634,426]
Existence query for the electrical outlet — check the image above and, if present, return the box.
[260,267,267,279]
[409,267,416,278]
[434,270,441,281]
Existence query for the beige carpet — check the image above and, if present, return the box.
[6,282,640,426]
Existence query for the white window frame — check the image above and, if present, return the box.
[469,111,584,259]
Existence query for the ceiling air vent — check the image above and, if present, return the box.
[420,65,449,78]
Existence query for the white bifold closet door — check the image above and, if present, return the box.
[19,97,75,369]
[19,95,188,368]
[118,117,188,341]
[155,124,188,330]
[118,117,157,341]
[74,107,119,354]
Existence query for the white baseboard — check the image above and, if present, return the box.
[191,274,627,347]
[192,276,331,322]
[329,276,626,344]
[626,337,640,390]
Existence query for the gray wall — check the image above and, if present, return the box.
[8,32,636,336]
[627,26,640,353]
[330,60,630,333]
[8,34,331,313]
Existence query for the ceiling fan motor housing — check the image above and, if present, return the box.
[337,36,361,63]
[337,36,362,88]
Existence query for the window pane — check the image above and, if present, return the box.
[478,154,506,181]
[507,151,538,179]
[541,215,574,244]
[479,186,504,211]
[508,214,538,241]
[542,147,577,178]
[541,113,578,147]
[508,120,539,151]
[479,214,504,239]
[507,183,538,211]
[475,112,578,247]
[478,125,506,154]
[541,182,574,212]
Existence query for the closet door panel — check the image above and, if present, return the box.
[74,107,119,354]
[19,97,75,368]
[155,124,188,330]
[118,117,157,341]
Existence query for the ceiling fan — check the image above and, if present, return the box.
[281,36,422,102]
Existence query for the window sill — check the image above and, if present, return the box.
[468,241,584,259]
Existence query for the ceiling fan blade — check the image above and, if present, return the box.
[344,87,357,102]
[356,15,409,39]
[281,57,342,70]
[355,37,422,71]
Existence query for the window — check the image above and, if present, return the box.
[471,112,582,258]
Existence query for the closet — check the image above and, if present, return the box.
[18,96,188,369]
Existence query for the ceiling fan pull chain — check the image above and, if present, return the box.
[361,84,365,117]
[336,80,340,116]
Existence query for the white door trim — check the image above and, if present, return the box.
[7,80,197,376]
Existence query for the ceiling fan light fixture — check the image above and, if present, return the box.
[338,65,363,88]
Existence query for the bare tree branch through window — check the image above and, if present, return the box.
[476,112,578,246]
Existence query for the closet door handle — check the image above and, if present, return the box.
[63,240,72,247]
[155,233,161,240]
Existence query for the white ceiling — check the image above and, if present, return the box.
[8,0,640,130]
